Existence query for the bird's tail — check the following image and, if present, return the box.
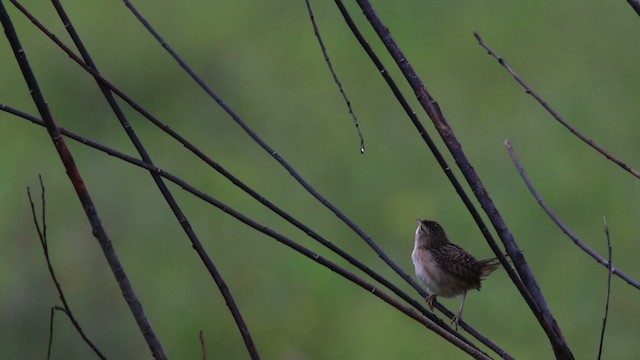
[478,258,500,279]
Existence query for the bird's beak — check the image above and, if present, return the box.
[416,218,424,224]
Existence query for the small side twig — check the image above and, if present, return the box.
[27,176,106,360]
[474,30,640,180]
[597,217,613,360]
[199,330,207,360]
[505,140,640,290]
[304,0,365,153]
[47,307,55,360]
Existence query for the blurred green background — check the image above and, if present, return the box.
[1,1,639,359]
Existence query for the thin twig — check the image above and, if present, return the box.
[199,330,207,360]
[345,1,572,358]
[597,218,613,360]
[505,140,639,289]
[47,307,55,360]
[27,177,107,359]
[0,3,166,358]
[305,0,365,153]
[474,30,640,180]
[47,1,259,357]
[4,105,488,358]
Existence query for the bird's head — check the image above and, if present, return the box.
[415,219,449,247]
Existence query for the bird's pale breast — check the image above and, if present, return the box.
[412,246,467,298]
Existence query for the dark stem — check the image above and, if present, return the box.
[0,2,166,359]
[505,140,639,289]
[597,218,613,360]
[47,1,260,357]
[474,30,640,180]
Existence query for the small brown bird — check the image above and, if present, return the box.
[412,219,500,329]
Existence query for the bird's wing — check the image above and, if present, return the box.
[432,243,482,287]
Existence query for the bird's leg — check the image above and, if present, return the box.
[426,294,437,310]
[452,291,467,330]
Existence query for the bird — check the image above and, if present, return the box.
[412,219,500,329]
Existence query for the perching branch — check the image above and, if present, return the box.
[342,1,573,358]
[330,2,516,358]
[505,140,639,290]
[474,30,640,180]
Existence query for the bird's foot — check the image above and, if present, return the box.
[451,313,461,331]
[425,294,437,310]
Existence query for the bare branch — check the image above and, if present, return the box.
[505,140,640,290]
[597,218,613,360]
[474,30,640,180]
[305,0,365,153]
[47,1,259,357]
[0,3,166,358]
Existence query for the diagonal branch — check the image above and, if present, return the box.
[505,140,639,290]
[474,30,640,180]
[0,3,167,359]
[47,1,259,357]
